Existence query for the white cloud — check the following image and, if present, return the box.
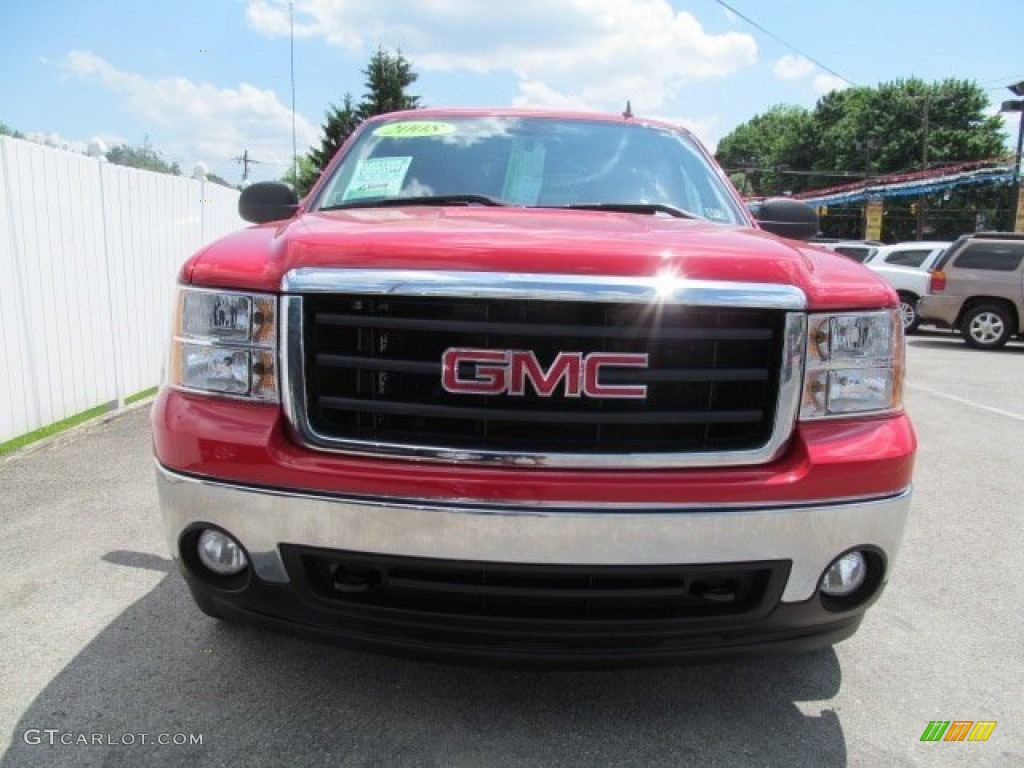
[59,50,318,176]
[246,0,757,113]
[812,72,850,96]
[769,52,849,97]
[773,55,815,81]
[649,113,721,151]
[513,81,592,112]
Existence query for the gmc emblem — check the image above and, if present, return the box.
[441,348,649,399]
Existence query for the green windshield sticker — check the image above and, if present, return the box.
[374,121,456,139]
[342,156,413,200]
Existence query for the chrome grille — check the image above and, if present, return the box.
[281,270,806,467]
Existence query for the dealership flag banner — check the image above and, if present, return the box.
[864,199,883,241]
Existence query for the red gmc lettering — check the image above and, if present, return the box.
[584,353,650,398]
[441,348,508,394]
[441,348,648,399]
[509,352,582,397]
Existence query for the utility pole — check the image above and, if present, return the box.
[1002,81,1024,232]
[916,97,929,240]
[234,149,266,185]
[856,138,877,180]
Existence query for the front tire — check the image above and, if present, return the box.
[962,303,1014,350]
[898,293,921,334]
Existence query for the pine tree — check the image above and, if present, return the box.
[288,49,422,196]
[309,93,361,175]
[357,47,420,117]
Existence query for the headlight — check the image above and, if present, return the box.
[801,310,903,419]
[169,287,278,401]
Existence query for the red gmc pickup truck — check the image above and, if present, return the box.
[152,108,915,664]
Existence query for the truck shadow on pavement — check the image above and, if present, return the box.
[3,553,847,768]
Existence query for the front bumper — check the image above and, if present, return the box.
[157,463,911,664]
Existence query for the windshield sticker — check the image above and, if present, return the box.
[374,121,456,139]
[501,139,546,205]
[342,156,413,200]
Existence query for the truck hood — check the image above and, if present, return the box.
[184,207,894,310]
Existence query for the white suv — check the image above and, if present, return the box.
[862,242,950,332]
[818,241,879,263]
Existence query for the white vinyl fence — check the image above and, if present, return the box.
[0,136,246,444]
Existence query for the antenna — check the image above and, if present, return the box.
[290,0,297,183]
[622,100,633,119]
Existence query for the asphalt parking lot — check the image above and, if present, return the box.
[1,329,1021,767]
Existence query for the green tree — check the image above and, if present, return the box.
[728,171,755,197]
[0,121,24,139]
[357,47,420,117]
[811,78,1005,179]
[281,153,320,196]
[107,139,181,175]
[716,104,816,196]
[307,93,361,182]
[716,78,1007,198]
[288,48,422,196]
[206,172,236,189]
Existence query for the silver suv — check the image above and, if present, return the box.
[917,233,1024,349]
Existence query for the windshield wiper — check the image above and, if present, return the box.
[321,194,508,211]
[541,202,701,219]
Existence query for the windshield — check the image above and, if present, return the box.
[314,115,749,225]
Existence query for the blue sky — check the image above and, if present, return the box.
[3,0,1022,185]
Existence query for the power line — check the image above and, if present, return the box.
[712,0,856,87]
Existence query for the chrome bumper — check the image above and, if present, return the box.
[156,463,911,603]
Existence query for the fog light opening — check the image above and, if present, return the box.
[197,529,249,576]
[821,551,867,597]
[819,548,886,612]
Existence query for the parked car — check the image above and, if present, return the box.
[862,242,950,332]
[817,240,881,263]
[918,232,1024,349]
[153,108,914,664]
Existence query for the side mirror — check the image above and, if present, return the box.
[749,197,819,241]
[239,182,299,223]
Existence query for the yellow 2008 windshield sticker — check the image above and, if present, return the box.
[374,121,455,138]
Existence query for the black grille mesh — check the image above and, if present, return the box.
[283,547,785,623]
[302,295,784,455]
